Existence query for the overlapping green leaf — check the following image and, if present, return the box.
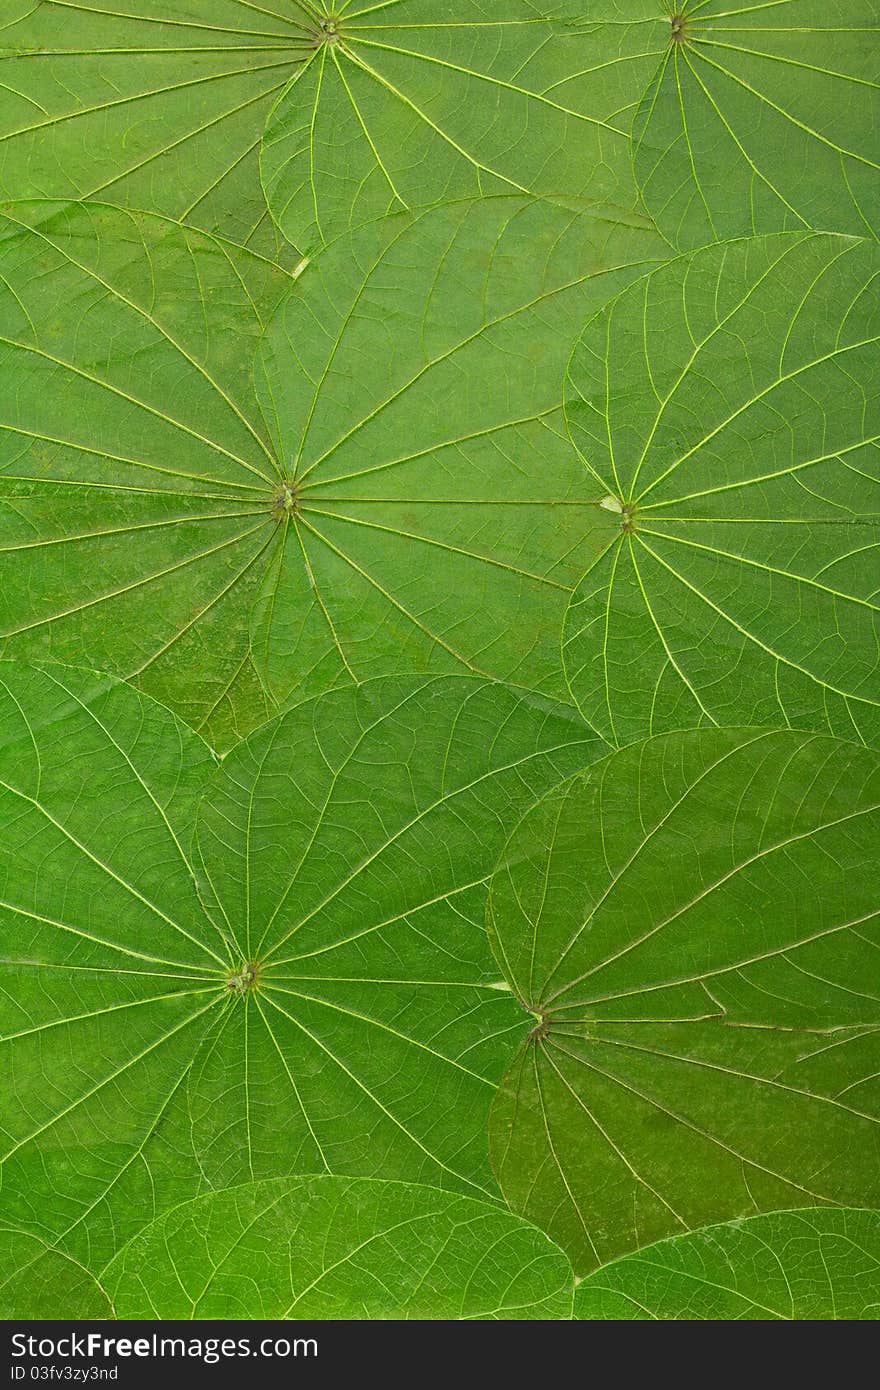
[633,1,880,249]
[0,660,603,1273]
[488,728,880,1275]
[0,1228,112,1319]
[562,232,880,749]
[0,661,224,1272]
[253,194,667,705]
[0,196,666,746]
[260,0,666,252]
[574,1208,880,1320]
[0,200,292,750]
[105,1178,574,1319]
[0,0,318,263]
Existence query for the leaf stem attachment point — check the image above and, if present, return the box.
[227,961,262,996]
[312,13,344,47]
[528,1009,551,1043]
[272,481,301,520]
[599,495,637,533]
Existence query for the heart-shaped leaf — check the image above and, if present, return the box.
[632,1,879,249]
[562,232,880,749]
[0,660,602,1272]
[0,0,317,262]
[575,1208,880,1320]
[260,0,665,252]
[253,194,667,706]
[105,1177,574,1319]
[0,201,292,750]
[488,729,880,1275]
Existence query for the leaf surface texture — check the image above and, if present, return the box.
[106,1177,574,1319]
[488,729,880,1274]
[0,661,602,1271]
[574,1207,880,1319]
[563,233,880,748]
[633,1,880,249]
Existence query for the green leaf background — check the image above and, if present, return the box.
[0,1,312,264]
[1,0,878,1322]
[252,195,667,707]
[0,1228,113,1320]
[259,0,667,252]
[0,201,291,749]
[0,194,666,746]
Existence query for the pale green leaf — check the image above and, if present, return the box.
[106,1177,574,1319]
[633,1,880,249]
[260,0,665,251]
[488,729,880,1276]
[575,1208,880,1320]
[0,661,602,1275]
[562,232,880,749]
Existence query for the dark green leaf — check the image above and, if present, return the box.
[0,196,667,744]
[0,1228,112,1319]
[253,194,667,706]
[0,201,291,750]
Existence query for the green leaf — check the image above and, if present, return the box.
[0,200,291,751]
[0,661,225,1272]
[632,1,880,249]
[487,728,880,1276]
[186,672,603,1196]
[574,1209,880,1320]
[0,660,603,1273]
[0,196,666,743]
[105,1177,574,1319]
[0,1227,112,1319]
[0,0,318,263]
[253,194,667,706]
[260,0,665,252]
[562,232,880,749]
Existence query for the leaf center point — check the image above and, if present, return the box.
[227,961,262,996]
[669,13,691,45]
[272,481,301,520]
[522,1001,552,1042]
[312,13,344,46]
